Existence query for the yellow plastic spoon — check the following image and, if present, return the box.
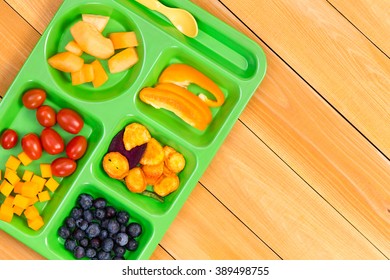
[135,0,198,38]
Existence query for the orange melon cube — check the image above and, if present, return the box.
[21,181,40,198]
[13,181,24,194]
[48,51,84,73]
[24,205,40,220]
[109,31,138,49]
[18,152,33,166]
[82,14,109,32]
[38,190,51,202]
[13,194,30,209]
[27,215,44,231]
[91,60,108,88]
[5,155,21,171]
[3,195,15,206]
[45,177,60,192]
[0,204,14,223]
[13,206,24,216]
[22,170,34,182]
[5,169,20,186]
[108,47,139,74]
[29,196,38,206]
[31,175,46,192]
[65,40,83,56]
[0,180,14,197]
[71,63,94,86]
[40,164,52,178]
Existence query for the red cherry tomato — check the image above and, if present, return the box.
[57,108,84,134]
[66,135,87,160]
[21,133,42,160]
[40,128,64,155]
[22,89,47,109]
[51,157,77,177]
[36,105,56,127]
[0,129,18,149]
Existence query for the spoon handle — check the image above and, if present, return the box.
[135,0,163,11]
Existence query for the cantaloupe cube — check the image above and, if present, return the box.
[24,205,40,220]
[13,194,30,209]
[13,181,24,194]
[0,204,14,222]
[38,190,50,202]
[21,181,40,198]
[82,14,109,32]
[71,63,94,86]
[108,47,139,74]
[22,170,34,182]
[13,206,24,216]
[0,180,14,197]
[91,59,108,88]
[65,40,83,56]
[5,155,21,171]
[40,164,52,178]
[48,51,84,73]
[5,169,20,186]
[45,177,60,192]
[31,175,46,192]
[109,31,138,49]
[29,196,38,206]
[18,152,33,166]
[3,195,14,206]
[27,215,44,231]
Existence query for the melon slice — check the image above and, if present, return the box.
[109,31,138,49]
[91,60,108,88]
[65,40,83,56]
[48,51,84,73]
[82,14,109,32]
[71,63,94,85]
[108,47,139,74]
[70,21,114,59]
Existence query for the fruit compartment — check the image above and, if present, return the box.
[90,114,198,217]
[134,45,242,148]
[44,182,156,260]
[44,2,144,102]
[0,80,103,236]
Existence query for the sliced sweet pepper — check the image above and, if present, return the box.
[158,63,225,107]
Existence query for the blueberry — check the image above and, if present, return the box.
[126,223,142,238]
[93,197,107,209]
[86,223,101,239]
[85,247,97,259]
[79,238,89,248]
[107,220,120,234]
[126,238,138,251]
[72,228,86,241]
[73,246,85,259]
[83,209,94,222]
[65,217,76,229]
[70,207,83,220]
[76,218,89,231]
[102,238,114,252]
[77,193,94,210]
[58,226,71,239]
[105,206,116,218]
[101,219,109,229]
[97,251,111,260]
[120,225,127,233]
[94,208,106,220]
[89,237,101,249]
[64,239,77,252]
[116,210,130,224]
[115,232,129,247]
[99,229,108,240]
[114,246,126,257]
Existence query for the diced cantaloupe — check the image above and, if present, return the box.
[108,47,139,74]
[38,190,50,202]
[21,181,40,198]
[22,170,34,182]
[3,195,14,206]
[29,196,38,206]
[45,177,59,192]
[13,194,30,209]
[5,170,20,186]
[65,40,83,56]
[18,152,33,166]
[82,14,109,33]
[40,164,52,178]
[13,206,24,216]
[24,205,40,220]
[27,215,44,231]
[31,175,46,192]
[0,180,14,197]
[5,155,21,171]
[70,21,114,60]
[71,63,94,86]
[0,204,14,222]
[13,181,24,194]
[91,59,108,88]
[109,31,138,49]
[48,51,84,73]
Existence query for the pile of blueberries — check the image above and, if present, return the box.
[58,193,143,260]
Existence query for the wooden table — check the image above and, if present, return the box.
[0,0,389,260]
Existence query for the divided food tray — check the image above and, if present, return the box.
[0,0,267,260]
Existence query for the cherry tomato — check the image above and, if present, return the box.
[0,129,18,149]
[51,157,77,177]
[40,127,64,155]
[66,135,87,160]
[36,105,56,127]
[57,108,84,134]
[21,133,42,160]
[22,88,47,109]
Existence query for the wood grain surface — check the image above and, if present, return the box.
[0,0,389,260]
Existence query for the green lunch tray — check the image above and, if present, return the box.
[0,0,266,260]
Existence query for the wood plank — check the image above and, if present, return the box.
[219,0,390,156]
[192,0,390,257]
[161,184,280,260]
[0,0,40,96]
[0,231,45,259]
[327,0,390,55]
